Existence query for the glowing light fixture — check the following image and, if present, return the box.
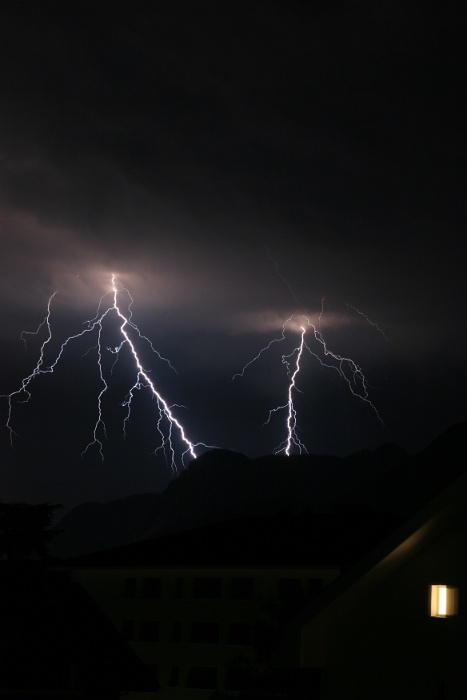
[430,585,458,617]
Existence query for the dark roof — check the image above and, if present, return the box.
[282,463,467,667]
[0,563,159,696]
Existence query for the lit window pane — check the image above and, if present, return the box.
[430,584,458,617]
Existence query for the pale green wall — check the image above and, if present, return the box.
[70,564,339,699]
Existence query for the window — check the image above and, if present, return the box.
[139,620,160,642]
[171,621,182,642]
[430,585,458,617]
[192,577,222,598]
[190,622,220,644]
[186,666,217,689]
[228,622,252,645]
[224,667,251,692]
[230,577,254,599]
[123,577,137,598]
[142,577,162,598]
[277,578,305,615]
[278,578,302,600]
[121,619,135,641]
[173,577,184,598]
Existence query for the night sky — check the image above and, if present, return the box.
[1,1,465,510]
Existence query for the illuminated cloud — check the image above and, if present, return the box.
[0,1,464,506]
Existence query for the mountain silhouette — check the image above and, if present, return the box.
[50,424,467,558]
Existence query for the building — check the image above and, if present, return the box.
[283,467,467,699]
[60,424,467,698]
[0,562,159,699]
[63,508,398,699]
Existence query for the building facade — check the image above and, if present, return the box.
[68,562,339,699]
[286,470,467,699]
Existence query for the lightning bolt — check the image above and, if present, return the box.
[232,305,384,456]
[263,322,308,455]
[230,316,293,381]
[3,274,207,471]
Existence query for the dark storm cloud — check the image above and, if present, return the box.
[1,1,463,315]
[0,1,465,507]
[2,1,461,231]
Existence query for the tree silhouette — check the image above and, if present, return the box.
[0,501,61,561]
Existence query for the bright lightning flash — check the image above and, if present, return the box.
[232,306,383,456]
[3,274,206,471]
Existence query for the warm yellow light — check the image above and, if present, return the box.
[439,586,447,615]
[430,585,458,617]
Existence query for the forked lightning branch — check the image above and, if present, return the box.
[232,305,384,456]
[2,275,207,471]
[2,276,385,464]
